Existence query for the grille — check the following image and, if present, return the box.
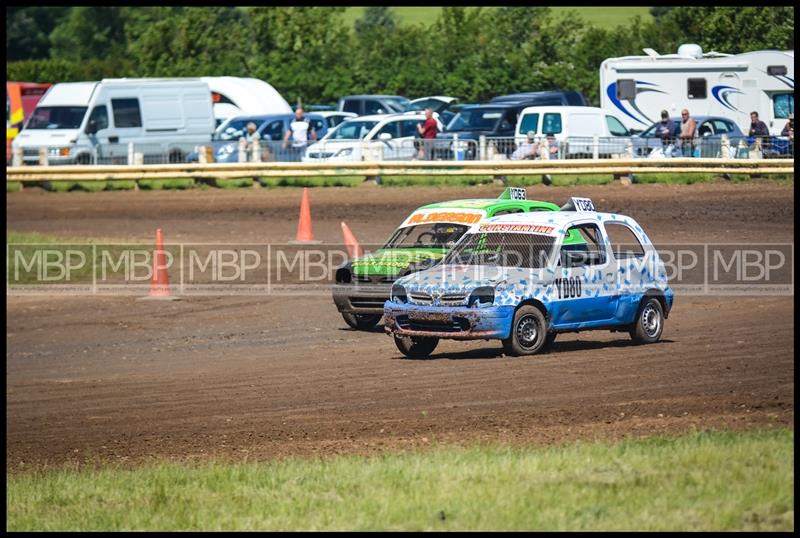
[23,148,40,157]
[408,292,433,305]
[397,315,471,333]
[439,293,467,306]
[350,297,387,309]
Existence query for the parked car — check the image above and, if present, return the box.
[303,112,443,162]
[315,111,357,129]
[337,95,411,116]
[514,106,631,158]
[187,112,329,163]
[13,78,214,165]
[384,197,674,358]
[490,90,590,107]
[632,115,745,158]
[434,102,528,159]
[333,187,562,330]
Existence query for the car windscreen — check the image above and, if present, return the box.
[25,106,87,130]
[384,223,470,249]
[384,97,411,113]
[328,120,379,140]
[444,232,556,269]
[213,118,261,141]
[446,108,504,132]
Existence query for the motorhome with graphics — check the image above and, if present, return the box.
[600,44,794,136]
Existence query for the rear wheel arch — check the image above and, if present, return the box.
[641,288,668,319]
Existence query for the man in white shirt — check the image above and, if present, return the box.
[511,131,538,160]
[283,108,317,161]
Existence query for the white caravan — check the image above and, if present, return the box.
[600,44,794,135]
[201,76,292,127]
[13,78,214,164]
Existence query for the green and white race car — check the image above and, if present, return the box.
[332,188,563,330]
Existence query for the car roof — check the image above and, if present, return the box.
[341,95,408,100]
[657,115,735,123]
[416,199,560,211]
[482,211,631,228]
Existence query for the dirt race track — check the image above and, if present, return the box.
[6,181,795,470]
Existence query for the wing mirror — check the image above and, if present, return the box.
[86,120,98,135]
[378,132,392,141]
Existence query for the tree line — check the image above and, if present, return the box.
[6,6,795,107]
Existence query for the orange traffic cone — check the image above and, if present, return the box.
[340,221,363,259]
[289,187,322,244]
[139,228,179,301]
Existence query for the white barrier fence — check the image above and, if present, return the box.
[10,135,794,167]
[6,158,794,183]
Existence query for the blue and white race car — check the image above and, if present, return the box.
[383,198,674,358]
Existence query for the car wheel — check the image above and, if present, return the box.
[502,305,548,356]
[341,312,382,331]
[629,297,664,344]
[394,335,439,359]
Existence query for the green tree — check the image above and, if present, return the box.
[354,6,396,35]
[6,7,70,61]
[49,7,127,61]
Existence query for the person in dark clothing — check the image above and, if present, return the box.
[655,110,677,146]
[781,113,793,141]
[748,111,770,137]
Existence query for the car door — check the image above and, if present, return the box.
[109,97,143,163]
[603,221,648,324]
[399,119,422,160]
[372,119,403,159]
[549,222,617,327]
[85,103,112,163]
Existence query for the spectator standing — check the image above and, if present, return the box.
[546,134,559,159]
[780,113,793,140]
[679,109,697,157]
[239,122,261,162]
[655,110,677,147]
[511,131,538,160]
[283,108,317,161]
[416,108,438,160]
[748,111,770,137]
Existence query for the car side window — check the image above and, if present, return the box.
[560,223,606,267]
[309,119,324,134]
[698,121,714,137]
[542,113,562,135]
[263,120,284,141]
[88,105,109,131]
[712,120,731,134]
[342,100,360,114]
[365,100,385,115]
[111,98,142,128]
[606,115,629,136]
[605,223,645,259]
[400,120,419,138]
[376,121,400,138]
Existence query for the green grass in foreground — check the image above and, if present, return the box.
[6,429,793,531]
[8,173,792,192]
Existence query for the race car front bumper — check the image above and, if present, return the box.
[383,301,515,340]
[332,283,393,316]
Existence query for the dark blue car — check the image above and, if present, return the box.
[188,113,329,163]
[632,115,745,158]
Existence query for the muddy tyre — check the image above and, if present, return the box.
[502,305,548,356]
[394,335,439,359]
[629,297,664,344]
[341,312,382,330]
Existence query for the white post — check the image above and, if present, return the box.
[452,134,459,161]
[479,135,487,161]
[12,146,22,167]
[38,147,48,166]
[198,145,207,164]
[251,138,261,162]
[238,139,247,163]
[592,135,599,160]
[128,142,135,165]
[134,152,144,165]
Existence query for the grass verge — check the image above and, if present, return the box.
[6,429,793,531]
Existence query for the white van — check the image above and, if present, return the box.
[201,76,292,127]
[514,105,631,158]
[13,78,215,165]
